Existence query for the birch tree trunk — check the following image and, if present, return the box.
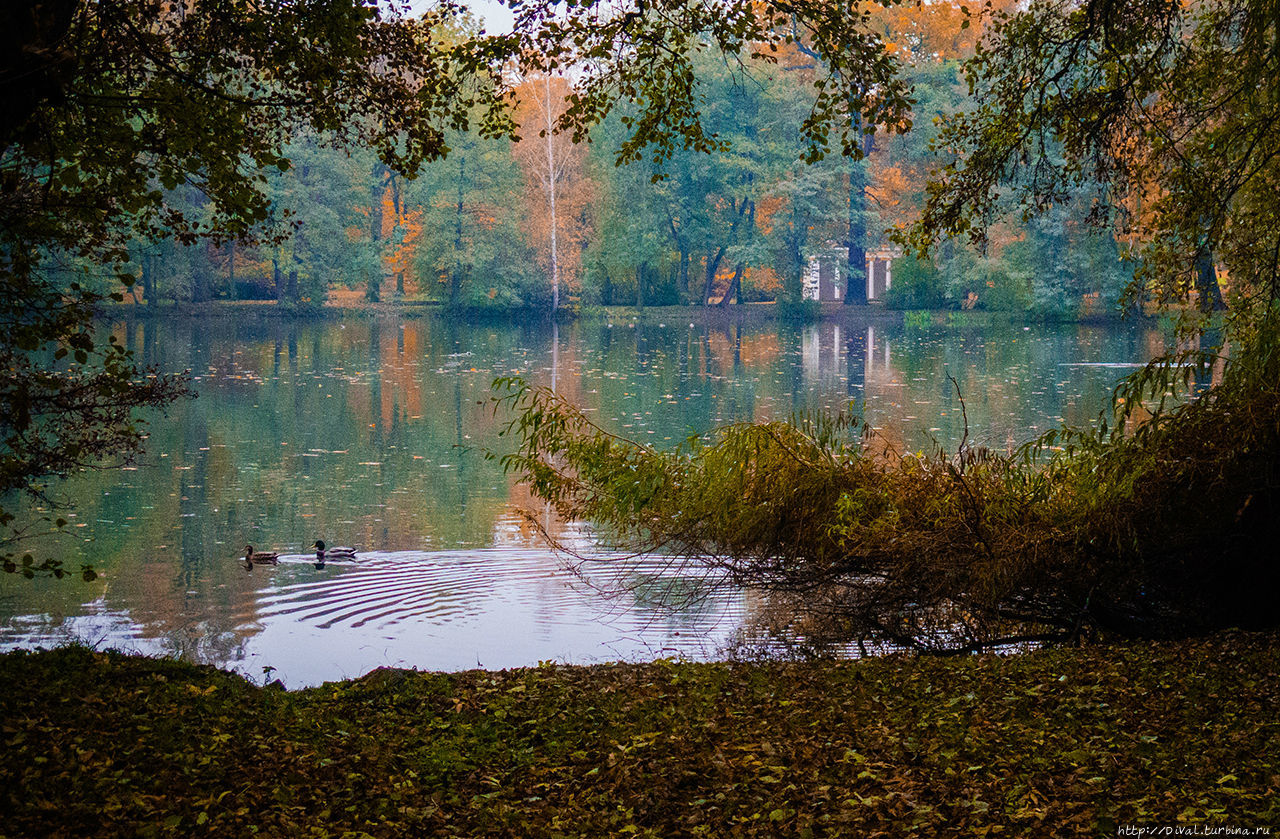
[543,73,560,313]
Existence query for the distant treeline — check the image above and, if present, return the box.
[94,2,1134,320]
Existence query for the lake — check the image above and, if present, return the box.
[0,312,1168,686]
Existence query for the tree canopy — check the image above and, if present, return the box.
[915,0,1280,321]
[0,0,923,570]
[8,0,1280,628]
[1,0,502,570]
[492,0,1280,652]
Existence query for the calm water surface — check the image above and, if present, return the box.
[0,314,1167,685]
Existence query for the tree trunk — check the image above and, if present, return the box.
[636,261,646,309]
[666,211,690,304]
[730,199,755,306]
[143,254,156,308]
[367,163,386,303]
[704,197,753,304]
[191,251,210,303]
[452,154,465,306]
[678,249,691,304]
[844,129,875,305]
[227,241,237,301]
[784,236,804,306]
[718,263,744,307]
[703,247,725,304]
[600,268,613,306]
[545,74,560,314]
[1195,247,1226,311]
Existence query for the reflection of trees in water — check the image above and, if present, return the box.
[2,315,1178,667]
[154,624,249,670]
[721,586,900,662]
[3,316,528,650]
[559,554,738,641]
[608,566,728,627]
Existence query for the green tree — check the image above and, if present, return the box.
[914,0,1279,322]
[407,129,543,312]
[494,0,1280,652]
[263,138,382,309]
[585,116,712,306]
[0,0,510,570]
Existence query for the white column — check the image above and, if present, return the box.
[804,257,821,300]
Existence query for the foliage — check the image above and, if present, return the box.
[2,635,1277,836]
[15,0,919,569]
[776,297,822,322]
[1025,310,1280,636]
[512,73,596,311]
[511,0,913,168]
[882,252,945,310]
[0,319,188,575]
[493,299,1280,652]
[914,0,1280,323]
[1,0,512,567]
[955,251,1027,313]
[18,1,1147,322]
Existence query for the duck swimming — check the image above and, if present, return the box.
[243,545,280,565]
[311,540,356,561]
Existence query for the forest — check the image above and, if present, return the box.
[91,3,1132,319]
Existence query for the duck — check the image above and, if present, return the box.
[243,545,280,565]
[311,540,356,561]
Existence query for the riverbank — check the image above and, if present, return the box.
[3,633,1276,837]
[99,296,1163,328]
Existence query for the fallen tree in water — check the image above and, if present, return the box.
[492,314,1280,654]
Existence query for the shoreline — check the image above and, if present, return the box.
[98,298,1161,328]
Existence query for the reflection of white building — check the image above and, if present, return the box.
[802,251,843,302]
[799,323,897,401]
[802,246,903,302]
[864,325,892,383]
[801,323,845,383]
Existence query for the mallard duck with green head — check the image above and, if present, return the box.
[311,540,356,561]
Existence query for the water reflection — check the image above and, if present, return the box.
[0,314,1166,684]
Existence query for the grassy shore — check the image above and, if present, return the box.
[102,297,1137,327]
[2,634,1277,837]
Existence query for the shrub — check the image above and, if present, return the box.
[492,312,1280,652]
[882,253,945,310]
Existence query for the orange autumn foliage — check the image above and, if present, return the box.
[511,74,596,299]
[867,0,1022,63]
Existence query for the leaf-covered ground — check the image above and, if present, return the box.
[2,634,1277,837]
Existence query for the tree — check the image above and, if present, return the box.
[0,0,511,570]
[262,138,382,308]
[512,73,594,313]
[914,0,1280,321]
[407,127,544,312]
[4,1,914,563]
[494,0,1280,652]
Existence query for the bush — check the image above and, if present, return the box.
[493,312,1280,652]
[882,253,945,309]
[776,298,820,322]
